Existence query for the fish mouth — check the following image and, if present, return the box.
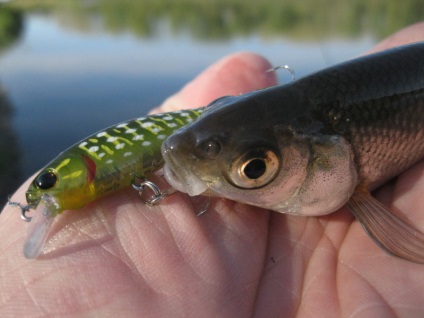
[162,145,208,196]
[163,163,208,196]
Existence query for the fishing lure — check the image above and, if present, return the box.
[8,108,204,258]
[162,42,424,263]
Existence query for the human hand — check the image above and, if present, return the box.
[1,22,424,317]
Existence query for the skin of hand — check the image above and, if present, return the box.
[1,22,424,318]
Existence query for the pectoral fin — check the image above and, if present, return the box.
[346,191,424,264]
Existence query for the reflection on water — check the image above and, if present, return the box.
[9,0,424,39]
[0,4,23,204]
[0,5,23,50]
[0,87,21,204]
[0,0,422,204]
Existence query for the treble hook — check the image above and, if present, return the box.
[195,196,210,217]
[266,64,296,82]
[7,198,33,222]
[132,177,177,206]
[132,176,211,216]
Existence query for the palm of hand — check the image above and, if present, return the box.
[1,23,424,317]
[3,165,423,317]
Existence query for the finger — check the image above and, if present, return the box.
[151,52,277,113]
[367,22,424,53]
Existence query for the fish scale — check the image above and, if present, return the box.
[310,66,424,187]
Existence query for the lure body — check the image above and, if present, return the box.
[20,108,202,258]
[26,108,203,211]
[162,42,424,263]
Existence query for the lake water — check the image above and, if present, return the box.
[0,3,418,203]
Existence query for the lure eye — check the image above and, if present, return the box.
[229,149,280,189]
[35,170,58,190]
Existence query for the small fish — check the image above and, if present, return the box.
[10,108,203,258]
[162,42,424,263]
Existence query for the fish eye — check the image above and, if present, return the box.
[34,169,58,190]
[243,159,267,179]
[229,149,279,189]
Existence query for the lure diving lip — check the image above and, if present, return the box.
[23,194,58,259]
